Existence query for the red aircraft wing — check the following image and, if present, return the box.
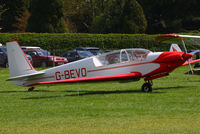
[182,59,200,66]
[156,34,180,42]
[156,34,200,42]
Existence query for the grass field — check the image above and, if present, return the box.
[0,66,200,134]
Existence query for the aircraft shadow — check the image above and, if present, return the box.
[0,90,51,94]
[20,85,191,100]
[1,85,195,100]
[0,91,27,93]
[22,90,159,100]
[153,85,194,90]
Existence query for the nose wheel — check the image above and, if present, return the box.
[142,80,153,92]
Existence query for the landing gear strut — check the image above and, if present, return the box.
[28,87,35,92]
[142,80,153,92]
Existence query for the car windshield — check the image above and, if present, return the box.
[37,50,51,56]
[77,51,93,58]
[42,50,51,56]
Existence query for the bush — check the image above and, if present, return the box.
[0,33,199,53]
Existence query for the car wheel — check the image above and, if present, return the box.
[4,62,9,68]
[40,61,47,67]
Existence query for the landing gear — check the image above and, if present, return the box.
[28,87,35,92]
[142,80,153,92]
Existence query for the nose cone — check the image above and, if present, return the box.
[183,53,192,61]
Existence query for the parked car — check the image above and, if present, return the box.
[61,50,94,62]
[22,46,41,50]
[0,46,32,68]
[74,47,100,55]
[24,49,68,67]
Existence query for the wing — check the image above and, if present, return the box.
[182,59,200,66]
[156,34,180,42]
[28,72,142,86]
[156,34,200,42]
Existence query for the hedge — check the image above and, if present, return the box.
[0,33,199,53]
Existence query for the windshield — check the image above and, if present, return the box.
[42,50,51,56]
[77,51,93,58]
[93,48,151,66]
[37,50,51,56]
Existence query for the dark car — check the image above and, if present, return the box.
[0,46,8,67]
[0,46,32,68]
[74,47,100,55]
[61,50,93,62]
[24,49,68,67]
[189,49,200,68]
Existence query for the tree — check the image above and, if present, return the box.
[0,3,6,29]
[138,0,200,33]
[0,4,6,20]
[27,0,66,33]
[90,0,147,34]
[63,0,93,33]
[1,0,29,32]
[12,11,30,32]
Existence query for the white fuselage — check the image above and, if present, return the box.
[17,50,162,86]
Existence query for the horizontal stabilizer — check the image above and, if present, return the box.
[7,71,45,81]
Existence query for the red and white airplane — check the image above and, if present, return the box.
[6,34,200,92]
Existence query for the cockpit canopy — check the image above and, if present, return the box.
[93,48,152,67]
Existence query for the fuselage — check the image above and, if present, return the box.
[14,48,191,87]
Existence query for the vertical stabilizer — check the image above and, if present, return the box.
[6,41,37,78]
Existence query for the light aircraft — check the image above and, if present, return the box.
[6,34,200,92]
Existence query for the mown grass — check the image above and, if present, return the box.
[0,66,200,134]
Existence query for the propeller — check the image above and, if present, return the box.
[181,38,194,75]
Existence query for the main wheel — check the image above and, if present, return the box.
[28,87,35,92]
[142,83,152,92]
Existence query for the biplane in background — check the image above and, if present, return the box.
[6,34,200,92]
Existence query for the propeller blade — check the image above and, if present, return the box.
[181,38,194,75]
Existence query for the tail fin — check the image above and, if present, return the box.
[170,44,182,52]
[6,41,37,78]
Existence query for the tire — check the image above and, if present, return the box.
[142,83,152,92]
[28,87,34,92]
[40,61,47,67]
[4,61,9,68]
